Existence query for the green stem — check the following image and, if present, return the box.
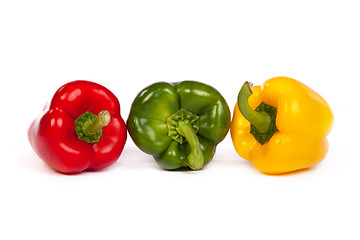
[176,121,204,170]
[83,110,111,136]
[237,82,271,133]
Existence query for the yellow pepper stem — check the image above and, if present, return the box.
[237,82,272,133]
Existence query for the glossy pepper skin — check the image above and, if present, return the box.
[231,76,334,174]
[28,80,127,174]
[127,81,231,170]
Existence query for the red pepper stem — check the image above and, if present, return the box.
[83,110,111,136]
[237,82,271,133]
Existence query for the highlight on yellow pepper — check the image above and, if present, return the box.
[230,76,334,174]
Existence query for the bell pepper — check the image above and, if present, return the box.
[28,80,127,174]
[230,76,334,174]
[127,81,231,170]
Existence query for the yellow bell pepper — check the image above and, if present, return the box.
[230,76,334,174]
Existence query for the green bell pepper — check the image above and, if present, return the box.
[127,81,231,170]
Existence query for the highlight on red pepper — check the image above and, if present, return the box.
[28,80,127,174]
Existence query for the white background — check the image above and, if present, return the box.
[1,1,359,239]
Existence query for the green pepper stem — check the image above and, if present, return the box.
[176,121,204,170]
[83,110,111,136]
[237,82,271,133]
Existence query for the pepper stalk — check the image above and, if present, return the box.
[237,82,278,145]
[75,110,111,143]
[176,121,204,170]
[167,108,204,170]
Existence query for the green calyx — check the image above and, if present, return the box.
[167,109,199,144]
[75,110,111,143]
[167,108,204,170]
[237,82,278,145]
[249,102,278,145]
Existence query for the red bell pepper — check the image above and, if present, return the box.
[28,80,127,174]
